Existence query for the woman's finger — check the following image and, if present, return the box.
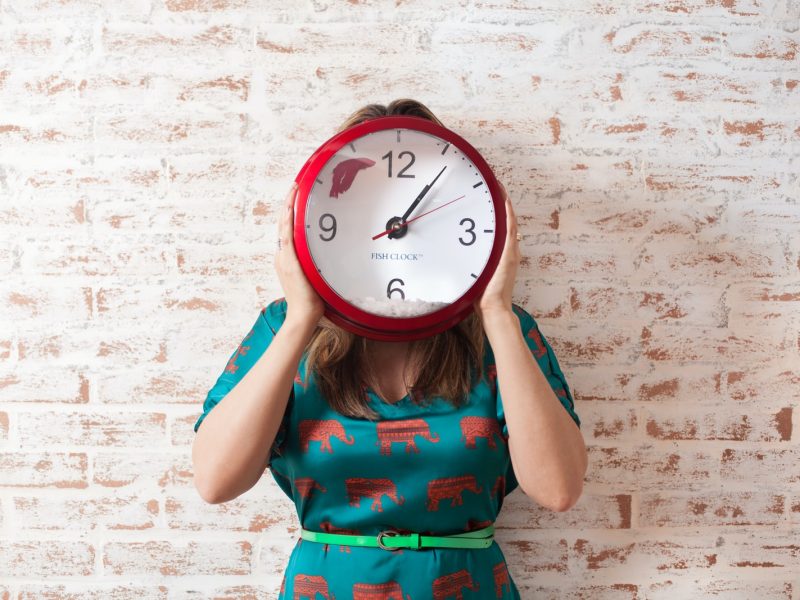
[505,193,516,233]
[282,185,291,231]
[280,183,297,248]
[276,198,285,251]
[500,181,510,203]
[287,182,297,211]
[288,183,297,229]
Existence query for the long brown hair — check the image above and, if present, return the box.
[301,98,486,420]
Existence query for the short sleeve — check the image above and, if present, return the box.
[495,303,581,432]
[494,303,581,495]
[193,297,293,467]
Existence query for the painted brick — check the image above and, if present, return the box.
[720,447,800,483]
[96,368,213,405]
[102,540,252,576]
[92,453,194,488]
[0,452,87,487]
[0,368,90,403]
[17,411,167,447]
[0,541,94,577]
[164,488,296,532]
[640,491,786,527]
[588,445,718,492]
[16,586,168,600]
[644,404,793,441]
[13,491,160,530]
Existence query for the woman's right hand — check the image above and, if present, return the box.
[275,182,325,327]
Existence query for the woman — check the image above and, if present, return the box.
[192,99,587,599]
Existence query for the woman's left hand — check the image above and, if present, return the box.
[473,180,520,320]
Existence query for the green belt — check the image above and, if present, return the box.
[300,524,494,551]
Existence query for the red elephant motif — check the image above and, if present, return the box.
[293,573,334,600]
[375,418,440,455]
[352,580,409,599]
[459,415,506,450]
[427,475,482,511]
[432,568,479,600]
[300,419,355,453]
[345,477,405,512]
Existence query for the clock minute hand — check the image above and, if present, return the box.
[399,165,447,224]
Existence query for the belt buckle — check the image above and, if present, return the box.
[376,529,401,551]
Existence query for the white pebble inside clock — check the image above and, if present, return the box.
[349,296,451,317]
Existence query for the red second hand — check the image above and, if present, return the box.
[371,194,467,240]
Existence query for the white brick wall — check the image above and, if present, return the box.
[1,0,798,597]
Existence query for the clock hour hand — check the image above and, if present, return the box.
[399,165,447,224]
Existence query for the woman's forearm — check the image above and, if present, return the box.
[481,308,587,511]
[192,316,317,504]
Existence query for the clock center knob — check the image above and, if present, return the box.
[385,216,408,240]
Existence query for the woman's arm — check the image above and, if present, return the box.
[483,307,588,512]
[192,314,317,504]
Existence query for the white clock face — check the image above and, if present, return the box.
[303,127,497,319]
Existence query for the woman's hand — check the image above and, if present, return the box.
[473,180,520,320]
[275,182,325,326]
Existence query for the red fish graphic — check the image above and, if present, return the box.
[329,157,376,198]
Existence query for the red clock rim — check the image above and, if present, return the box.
[292,114,507,339]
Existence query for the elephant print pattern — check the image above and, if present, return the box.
[194,298,581,599]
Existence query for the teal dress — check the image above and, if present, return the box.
[194,298,581,600]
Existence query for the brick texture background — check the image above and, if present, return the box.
[1,0,799,598]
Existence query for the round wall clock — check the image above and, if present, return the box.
[292,114,506,341]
